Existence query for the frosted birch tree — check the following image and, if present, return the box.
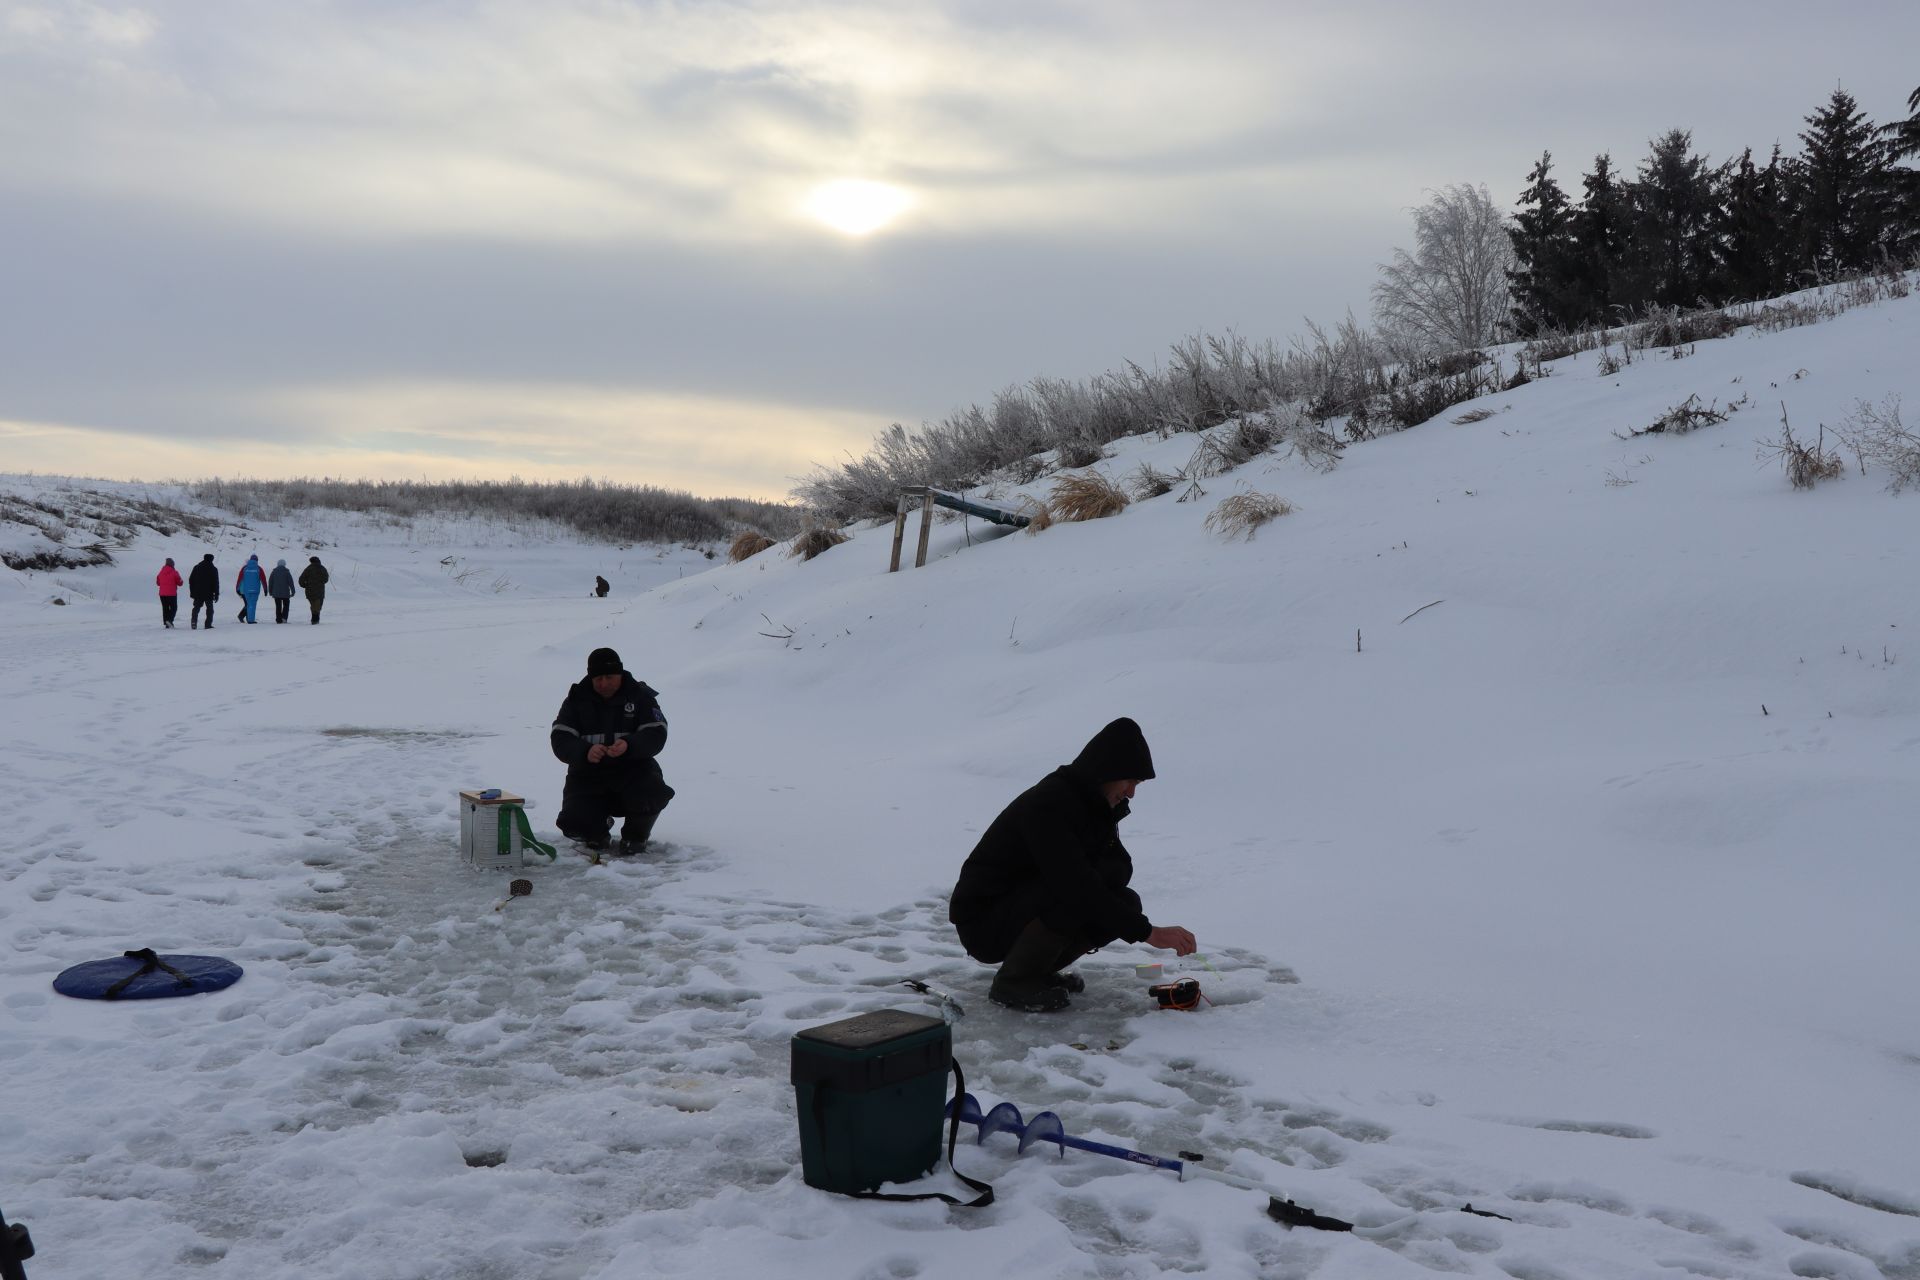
[1371,183,1515,356]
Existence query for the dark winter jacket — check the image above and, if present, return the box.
[298,561,329,596]
[948,718,1157,958]
[187,558,220,601]
[549,673,668,777]
[267,563,295,598]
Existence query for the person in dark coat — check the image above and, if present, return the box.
[267,559,297,623]
[949,717,1197,1012]
[594,575,610,598]
[156,558,183,628]
[550,647,674,854]
[297,556,329,624]
[187,553,220,630]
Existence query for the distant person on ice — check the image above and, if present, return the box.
[187,553,220,630]
[948,717,1197,1012]
[549,647,674,855]
[234,554,266,623]
[155,557,183,628]
[594,575,610,598]
[267,558,297,623]
[298,556,329,624]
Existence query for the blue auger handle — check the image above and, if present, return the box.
[947,1092,1356,1231]
[949,1093,1185,1171]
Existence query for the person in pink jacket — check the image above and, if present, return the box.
[156,558,184,628]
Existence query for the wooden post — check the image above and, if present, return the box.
[888,492,911,572]
[914,490,935,568]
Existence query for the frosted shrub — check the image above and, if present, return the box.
[188,477,798,546]
[1834,395,1920,491]
[1130,463,1176,500]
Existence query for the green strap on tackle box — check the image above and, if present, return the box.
[498,802,557,862]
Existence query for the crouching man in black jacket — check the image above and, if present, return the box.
[550,647,675,855]
[948,717,1197,1012]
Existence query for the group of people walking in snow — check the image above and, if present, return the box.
[156,553,331,628]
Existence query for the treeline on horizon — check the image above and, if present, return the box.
[1508,86,1920,333]
[795,84,1920,524]
[189,476,804,546]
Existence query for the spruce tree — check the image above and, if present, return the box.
[1793,88,1888,276]
[1619,129,1722,311]
[1716,145,1790,301]
[1506,152,1581,334]
[1877,85,1920,258]
[1572,154,1627,322]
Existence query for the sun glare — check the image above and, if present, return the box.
[803,179,912,236]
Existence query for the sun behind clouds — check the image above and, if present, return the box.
[802,179,913,236]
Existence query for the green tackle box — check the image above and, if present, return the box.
[791,1008,951,1194]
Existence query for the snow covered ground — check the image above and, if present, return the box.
[5,287,1920,1279]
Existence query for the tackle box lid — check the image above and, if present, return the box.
[792,1008,946,1055]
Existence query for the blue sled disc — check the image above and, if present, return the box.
[53,953,244,1001]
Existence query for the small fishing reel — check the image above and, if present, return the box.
[1148,977,1208,1010]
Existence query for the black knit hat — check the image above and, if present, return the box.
[586,647,623,677]
[1070,717,1156,783]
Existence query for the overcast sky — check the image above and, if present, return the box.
[2,1,1916,501]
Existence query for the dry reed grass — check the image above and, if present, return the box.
[1047,471,1130,522]
[1204,490,1294,540]
[728,531,775,562]
[787,525,849,561]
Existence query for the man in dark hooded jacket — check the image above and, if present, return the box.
[186,553,220,630]
[949,717,1197,1011]
[297,556,329,624]
[550,647,674,854]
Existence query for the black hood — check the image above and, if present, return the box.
[1069,717,1155,783]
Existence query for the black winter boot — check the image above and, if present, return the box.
[988,974,1070,1012]
[990,919,1083,1012]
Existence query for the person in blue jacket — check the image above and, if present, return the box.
[234,554,267,623]
[266,559,297,623]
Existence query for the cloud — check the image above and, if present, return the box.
[3,0,1918,496]
[0,1,1414,244]
[1,380,882,500]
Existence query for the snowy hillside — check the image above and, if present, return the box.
[4,284,1919,1280]
[0,477,725,611]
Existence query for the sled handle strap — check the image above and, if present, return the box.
[499,803,557,863]
[105,948,195,1000]
[824,1056,994,1209]
[940,1057,996,1207]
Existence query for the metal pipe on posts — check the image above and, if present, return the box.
[947,1094,1355,1231]
[0,1205,34,1280]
